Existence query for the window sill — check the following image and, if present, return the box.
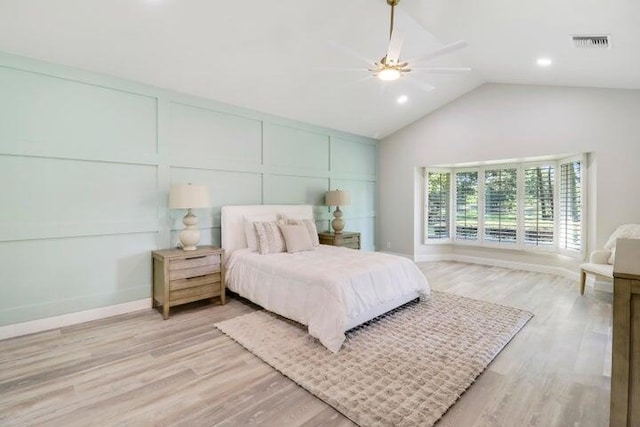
[423,240,583,259]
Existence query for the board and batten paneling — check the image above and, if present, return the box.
[0,66,157,163]
[0,156,158,242]
[168,102,262,170]
[331,136,377,178]
[329,141,378,248]
[0,233,156,325]
[263,175,329,210]
[263,123,330,173]
[0,51,378,329]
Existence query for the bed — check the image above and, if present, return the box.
[221,205,430,352]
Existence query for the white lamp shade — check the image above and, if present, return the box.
[325,190,350,206]
[169,184,210,209]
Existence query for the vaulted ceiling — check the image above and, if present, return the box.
[0,0,638,138]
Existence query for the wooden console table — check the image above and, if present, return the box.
[611,238,640,427]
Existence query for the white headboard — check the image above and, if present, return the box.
[221,205,314,256]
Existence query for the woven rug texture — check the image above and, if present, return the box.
[215,290,533,427]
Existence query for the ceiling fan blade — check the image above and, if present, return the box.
[329,40,373,66]
[406,76,435,92]
[417,40,468,63]
[386,28,405,64]
[317,67,368,72]
[412,67,472,74]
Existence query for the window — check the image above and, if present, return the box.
[455,171,479,240]
[523,165,554,247]
[426,171,450,240]
[484,168,518,243]
[424,155,585,255]
[559,159,582,252]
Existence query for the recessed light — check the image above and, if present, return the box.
[397,95,408,104]
[537,58,552,67]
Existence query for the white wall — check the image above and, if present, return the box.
[379,83,640,271]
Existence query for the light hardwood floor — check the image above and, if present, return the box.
[0,262,612,426]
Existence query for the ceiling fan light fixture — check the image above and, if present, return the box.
[378,67,401,81]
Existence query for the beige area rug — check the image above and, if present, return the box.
[215,291,533,427]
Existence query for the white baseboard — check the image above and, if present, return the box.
[414,254,451,263]
[415,253,581,282]
[0,298,152,341]
[379,250,414,260]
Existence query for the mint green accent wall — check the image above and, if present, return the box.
[0,52,378,326]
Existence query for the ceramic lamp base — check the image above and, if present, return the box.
[178,209,200,250]
[331,206,345,234]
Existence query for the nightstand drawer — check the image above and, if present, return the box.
[169,263,220,280]
[341,241,360,249]
[170,283,219,304]
[169,273,222,291]
[169,254,220,271]
[337,236,359,245]
[318,231,361,250]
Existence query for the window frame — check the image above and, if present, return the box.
[557,154,587,259]
[424,155,587,258]
[521,161,558,253]
[481,164,520,249]
[424,168,453,244]
[452,168,481,246]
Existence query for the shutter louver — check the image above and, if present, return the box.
[426,171,451,240]
[524,165,555,246]
[455,171,479,240]
[559,160,582,252]
[484,168,517,243]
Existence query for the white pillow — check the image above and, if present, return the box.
[254,221,287,254]
[604,224,640,264]
[284,218,320,247]
[280,224,314,253]
[243,214,277,251]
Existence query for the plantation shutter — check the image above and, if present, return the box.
[523,165,555,247]
[426,171,451,240]
[484,168,517,243]
[559,159,582,252]
[455,171,479,240]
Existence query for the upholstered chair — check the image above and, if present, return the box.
[579,224,640,294]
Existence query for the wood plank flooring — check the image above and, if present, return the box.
[0,262,612,426]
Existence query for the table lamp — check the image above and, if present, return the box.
[325,190,350,234]
[169,184,210,250]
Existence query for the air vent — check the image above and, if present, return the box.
[571,35,610,49]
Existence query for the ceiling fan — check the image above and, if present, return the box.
[369,0,471,82]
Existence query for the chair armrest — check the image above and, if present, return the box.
[590,249,611,264]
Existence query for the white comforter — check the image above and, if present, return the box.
[226,245,430,352]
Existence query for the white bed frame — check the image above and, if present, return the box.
[220,204,419,330]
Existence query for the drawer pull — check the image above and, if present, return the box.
[185,255,207,260]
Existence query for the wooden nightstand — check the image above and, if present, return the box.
[318,231,361,250]
[152,246,225,319]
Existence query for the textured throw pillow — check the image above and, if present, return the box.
[604,224,640,264]
[244,214,277,251]
[254,221,286,254]
[280,224,314,253]
[285,218,320,247]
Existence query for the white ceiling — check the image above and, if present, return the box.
[0,0,638,138]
